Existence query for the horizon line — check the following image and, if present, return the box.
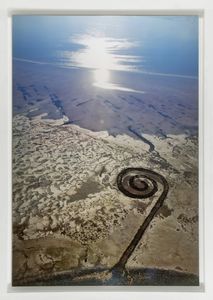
[13,57,198,80]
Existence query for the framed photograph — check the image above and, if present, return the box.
[11,13,200,287]
[0,0,212,299]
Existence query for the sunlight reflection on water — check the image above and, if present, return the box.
[60,34,144,93]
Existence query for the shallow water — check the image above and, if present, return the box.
[13,60,198,137]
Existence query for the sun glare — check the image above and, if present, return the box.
[60,34,143,92]
[94,68,110,86]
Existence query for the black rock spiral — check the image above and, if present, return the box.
[113,167,169,271]
[117,168,159,199]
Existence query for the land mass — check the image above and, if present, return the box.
[12,113,198,285]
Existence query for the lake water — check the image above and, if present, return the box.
[12,16,199,137]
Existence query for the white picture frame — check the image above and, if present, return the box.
[0,0,212,299]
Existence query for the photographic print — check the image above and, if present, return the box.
[12,15,199,286]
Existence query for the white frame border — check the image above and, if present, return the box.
[0,0,212,299]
